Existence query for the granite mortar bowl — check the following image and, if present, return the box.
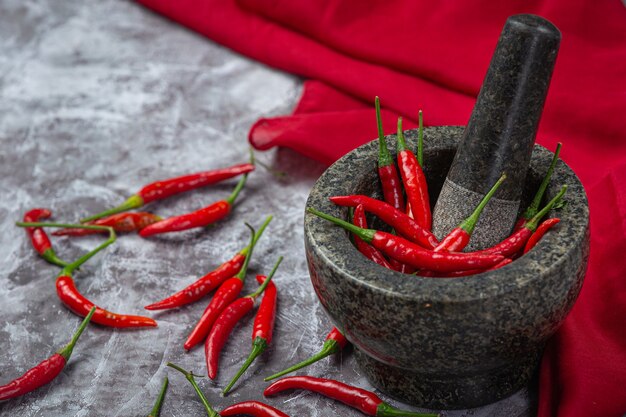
[304,126,589,409]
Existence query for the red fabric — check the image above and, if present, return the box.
[136,0,626,415]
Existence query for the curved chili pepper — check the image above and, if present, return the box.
[374,97,404,211]
[206,257,282,380]
[166,363,219,417]
[265,327,348,381]
[220,401,290,417]
[420,257,514,278]
[53,212,162,236]
[309,208,503,272]
[434,174,506,252]
[145,216,272,310]
[514,143,562,231]
[264,376,439,417]
[23,209,68,267]
[329,195,438,249]
[81,163,255,223]
[148,376,168,417]
[184,221,262,350]
[396,117,431,231]
[523,218,560,254]
[352,204,392,269]
[0,307,95,401]
[139,174,248,237]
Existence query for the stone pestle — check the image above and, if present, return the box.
[432,14,561,250]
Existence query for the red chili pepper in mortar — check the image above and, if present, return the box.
[145,216,272,310]
[221,401,291,417]
[514,143,562,231]
[434,174,506,252]
[139,173,248,237]
[264,327,348,381]
[148,376,168,417]
[374,97,404,211]
[329,195,438,249]
[206,257,282,381]
[166,363,220,417]
[81,163,255,223]
[0,307,95,401]
[22,209,68,268]
[53,212,162,236]
[264,376,439,417]
[419,257,514,278]
[352,204,392,269]
[396,117,431,231]
[523,218,560,254]
[308,208,503,272]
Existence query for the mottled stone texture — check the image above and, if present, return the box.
[434,14,561,249]
[305,126,589,409]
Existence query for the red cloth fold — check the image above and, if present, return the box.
[136,0,626,415]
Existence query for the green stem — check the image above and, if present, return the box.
[264,339,339,381]
[80,194,144,223]
[225,173,248,205]
[57,306,96,361]
[307,208,375,243]
[396,117,407,152]
[246,256,283,299]
[375,97,393,167]
[523,142,562,220]
[417,110,424,166]
[235,223,257,281]
[459,173,506,234]
[41,249,70,268]
[148,376,169,417]
[377,402,440,417]
[166,363,219,417]
[526,185,567,232]
[240,215,273,256]
[222,337,267,395]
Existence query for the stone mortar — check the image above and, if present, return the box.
[304,126,590,409]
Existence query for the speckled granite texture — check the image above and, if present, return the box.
[1,1,540,416]
[305,127,589,408]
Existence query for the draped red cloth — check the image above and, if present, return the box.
[136,0,626,415]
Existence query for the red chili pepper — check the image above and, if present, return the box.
[184,220,264,350]
[309,208,503,272]
[434,174,506,252]
[53,212,162,236]
[264,376,438,417]
[352,204,392,269]
[222,271,279,394]
[148,376,168,417]
[144,216,272,311]
[514,143,562,231]
[523,218,560,254]
[166,363,219,417]
[22,209,68,268]
[206,258,282,381]
[396,117,431,231]
[264,327,348,381]
[420,257,514,278]
[81,163,255,222]
[374,97,404,211]
[139,174,248,237]
[220,401,290,417]
[329,195,438,249]
[0,307,95,401]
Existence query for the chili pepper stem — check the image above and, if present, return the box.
[458,173,507,234]
[523,142,562,220]
[148,376,169,417]
[417,110,424,166]
[377,402,439,417]
[526,185,567,231]
[225,173,248,206]
[264,339,340,381]
[245,256,283,298]
[41,249,70,268]
[166,363,219,417]
[307,208,375,243]
[396,117,408,152]
[80,194,144,223]
[222,337,267,395]
[235,223,257,281]
[57,306,96,361]
[375,97,393,167]
[240,215,273,256]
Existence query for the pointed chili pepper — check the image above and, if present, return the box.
[147,376,168,417]
[184,220,262,350]
[478,186,567,258]
[434,174,506,252]
[329,195,438,249]
[206,257,283,381]
[166,363,219,417]
[374,97,404,211]
[81,163,255,223]
[22,208,68,268]
[264,327,348,381]
[419,256,514,278]
[220,401,291,417]
[145,216,272,310]
[396,117,431,231]
[0,306,95,401]
[523,218,561,254]
[351,204,392,269]
[514,143,562,231]
[139,174,248,237]
[53,212,162,237]
[308,208,503,272]
[264,376,439,417]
